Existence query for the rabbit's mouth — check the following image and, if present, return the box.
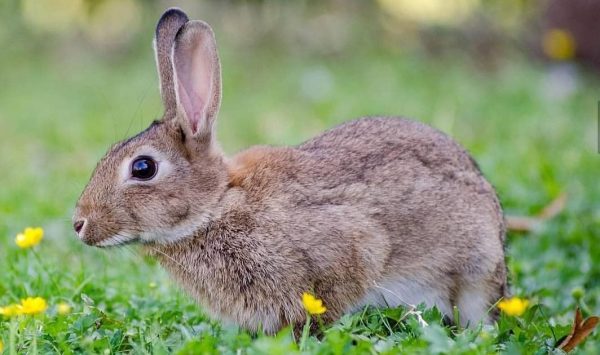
[93,233,140,248]
[72,216,140,248]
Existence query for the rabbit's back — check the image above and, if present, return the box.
[299,116,486,189]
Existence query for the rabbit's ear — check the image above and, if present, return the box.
[172,21,222,138]
[154,8,188,114]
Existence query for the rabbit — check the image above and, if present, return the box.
[73,8,507,334]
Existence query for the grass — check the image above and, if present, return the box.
[1,8,599,354]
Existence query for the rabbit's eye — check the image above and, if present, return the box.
[131,156,157,180]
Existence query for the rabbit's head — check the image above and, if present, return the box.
[73,9,227,247]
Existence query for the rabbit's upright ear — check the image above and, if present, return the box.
[154,8,189,114]
[172,21,222,138]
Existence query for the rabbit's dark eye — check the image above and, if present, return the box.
[131,156,157,180]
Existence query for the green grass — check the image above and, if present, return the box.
[1,12,599,354]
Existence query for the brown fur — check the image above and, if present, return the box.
[74,8,507,334]
[227,146,283,188]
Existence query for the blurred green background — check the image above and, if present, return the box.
[0,0,599,352]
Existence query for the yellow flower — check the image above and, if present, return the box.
[0,339,3,353]
[19,297,48,315]
[543,29,576,61]
[498,297,529,317]
[302,292,326,315]
[15,227,44,249]
[57,302,71,315]
[0,304,23,317]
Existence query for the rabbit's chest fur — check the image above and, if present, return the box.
[149,205,393,333]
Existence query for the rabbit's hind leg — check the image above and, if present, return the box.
[455,283,493,327]
[455,264,506,327]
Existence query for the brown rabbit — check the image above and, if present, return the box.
[73,8,507,334]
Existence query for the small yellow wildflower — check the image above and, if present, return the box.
[57,302,72,315]
[0,339,3,353]
[15,227,44,249]
[149,282,157,289]
[543,29,576,61]
[498,297,529,317]
[302,292,326,315]
[19,297,48,315]
[0,304,23,317]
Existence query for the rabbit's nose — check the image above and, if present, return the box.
[73,219,86,235]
